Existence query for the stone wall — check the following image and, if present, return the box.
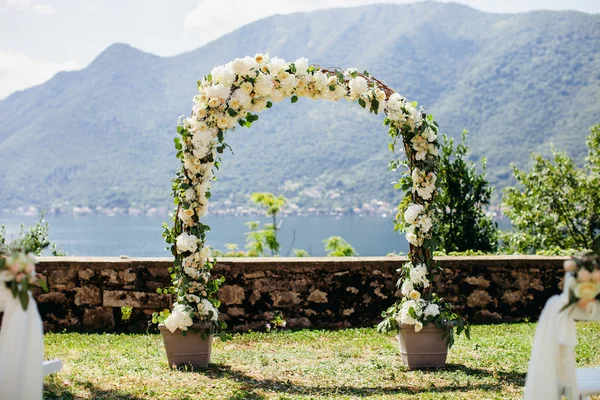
[34,256,567,332]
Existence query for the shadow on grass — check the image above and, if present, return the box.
[198,362,526,399]
[44,376,147,400]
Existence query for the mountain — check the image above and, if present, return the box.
[1,2,599,214]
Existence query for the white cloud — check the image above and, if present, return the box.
[7,0,55,14]
[0,52,80,99]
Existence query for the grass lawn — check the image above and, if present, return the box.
[43,322,600,400]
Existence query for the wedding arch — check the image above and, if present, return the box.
[158,54,446,335]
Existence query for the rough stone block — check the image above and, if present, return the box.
[243,271,265,279]
[74,286,101,306]
[48,268,76,285]
[101,269,119,284]
[308,290,328,303]
[78,268,95,280]
[272,291,301,307]
[119,269,137,283]
[219,285,245,305]
[467,290,492,308]
[227,307,246,317]
[288,317,312,329]
[83,307,115,331]
[103,290,170,308]
[37,292,67,303]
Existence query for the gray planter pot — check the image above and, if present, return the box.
[398,323,448,369]
[158,322,214,368]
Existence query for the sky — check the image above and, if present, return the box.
[1,0,599,99]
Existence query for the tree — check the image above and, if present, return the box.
[323,236,357,256]
[0,213,65,256]
[436,131,497,253]
[245,192,287,256]
[501,124,600,253]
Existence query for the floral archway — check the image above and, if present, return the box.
[157,54,450,338]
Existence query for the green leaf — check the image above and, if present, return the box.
[358,98,366,108]
[266,101,273,109]
[291,95,299,104]
[227,108,238,117]
[19,290,29,310]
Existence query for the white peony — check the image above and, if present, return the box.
[164,303,194,333]
[229,57,253,77]
[204,83,230,100]
[348,76,368,97]
[268,57,288,76]
[176,232,198,254]
[404,204,424,225]
[254,73,274,97]
[211,65,235,86]
[199,246,211,260]
[424,303,440,318]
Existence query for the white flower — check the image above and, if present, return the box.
[401,280,414,296]
[313,71,329,90]
[164,303,194,333]
[184,266,201,279]
[186,294,202,303]
[406,226,423,247]
[211,65,235,86]
[176,232,198,254]
[254,53,267,64]
[198,299,219,321]
[199,246,211,260]
[404,204,424,225]
[409,290,421,300]
[387,93,404,111]
[229,57,253,77]
[349,76,368,98]
[208,98,220,108]
[192,132,213,155]
[178,208,195,226]
[271,89,285,103]
[419,215,433,234]
[184,188,196,202]
[414,321,423,332]
[254,74,274,97]
[268,57,288,76]
[424,303,440,318]
[232,89,252,109]
[204,83,230,100]
[409,264,430,288]
[294,58,309,75]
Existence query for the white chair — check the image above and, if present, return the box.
[524,272,600,400]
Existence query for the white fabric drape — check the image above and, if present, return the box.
[0,283,44,400]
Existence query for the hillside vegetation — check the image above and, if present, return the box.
[0,2,599,213]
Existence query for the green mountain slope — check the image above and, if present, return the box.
[0,2,599,214]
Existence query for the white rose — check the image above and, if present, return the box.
[419,215,433,233]
[229,57,252,76]
[271,89,285,103]
[199,246,211,260]
[198,299,219,321]
[349,76,368,97]
[404,204,424,225]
